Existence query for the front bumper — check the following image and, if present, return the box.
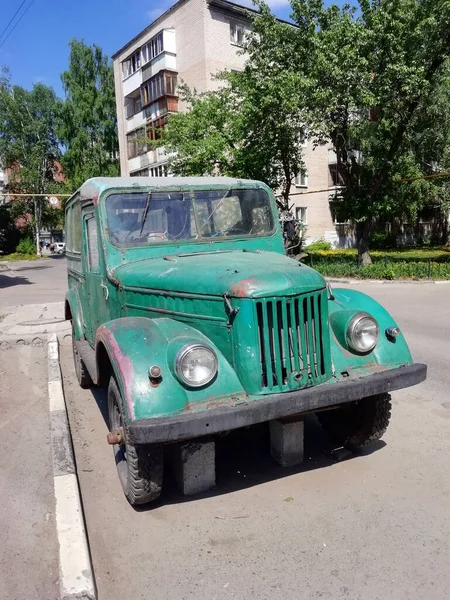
[128,363,427,444]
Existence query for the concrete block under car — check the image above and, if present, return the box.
[270,417,305,467]
[172,440,216,495]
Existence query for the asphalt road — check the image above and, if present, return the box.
[0,255,67,309]
[59,280,450,600]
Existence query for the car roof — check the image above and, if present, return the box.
[74,176,264,203]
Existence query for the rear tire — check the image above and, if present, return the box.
[72,323,92,389]
[317,393,392,450]
[108,376,163,505]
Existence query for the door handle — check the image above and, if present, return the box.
[101,283,109,301]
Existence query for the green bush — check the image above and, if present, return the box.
[306,260,450,280]
[16,238,36,255]
[370,231,397,249]
[304,239,332,251]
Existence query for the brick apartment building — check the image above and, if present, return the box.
[112,0,350,245]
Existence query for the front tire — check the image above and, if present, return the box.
[108,376,163,505]
[317,393,392,450]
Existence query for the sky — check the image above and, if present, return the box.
[0,0,339,97]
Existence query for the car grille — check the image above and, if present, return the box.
[255,288,332,392]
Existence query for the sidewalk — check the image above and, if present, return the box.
[0,342,59,599]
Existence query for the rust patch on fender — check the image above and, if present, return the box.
[230,278,257,298]
[97,327,135,420]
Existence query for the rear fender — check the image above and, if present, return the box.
[65,289,83,340]
[95,317,245,423]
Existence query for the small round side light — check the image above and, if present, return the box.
[386,326,400,340]
[149,365,162,379]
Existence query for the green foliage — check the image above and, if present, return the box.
[304,246,450,279]
[307,260,450,280]
[58,40,119,189]
[304,239,332,251]
[370,231,398,250]
[0,204,21,254]
[16,237,36,255]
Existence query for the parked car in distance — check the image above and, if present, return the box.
[65,177,427,506]
[55,242,66,254]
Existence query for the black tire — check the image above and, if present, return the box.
[72,323,92,389]
[108,376,163,505]
[317,393,392,450]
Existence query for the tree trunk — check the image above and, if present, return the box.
[34,197,41,257]
[356,220,371,265]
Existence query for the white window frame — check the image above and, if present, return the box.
[142,32,164,65]
[122,49,141,80]
[295,171,308,188]
[295,206,307,224]
[230,21,248,46]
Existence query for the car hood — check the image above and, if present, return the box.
[113,250,325,298]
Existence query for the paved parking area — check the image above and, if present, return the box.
[60,282,450,600]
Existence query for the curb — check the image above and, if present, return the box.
[47,334,96,600]
[326,277,450,285]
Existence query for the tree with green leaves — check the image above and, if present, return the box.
[0,68,64,255]
[164,0,450,261]
[162,23,307,211]
[58,39,119,189]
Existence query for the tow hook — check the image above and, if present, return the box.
[107,427,125,445]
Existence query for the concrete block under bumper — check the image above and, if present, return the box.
[128,363,427,445]
[270,418,304,467]
[173,440,216,496]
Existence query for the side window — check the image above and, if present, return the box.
[85,214,100,272]
[65,206,72,252]
[73,203,82,253]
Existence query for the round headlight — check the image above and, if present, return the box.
[346,313,379,353]
[175,343,218,387]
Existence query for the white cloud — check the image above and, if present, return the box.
[147,1,172,22]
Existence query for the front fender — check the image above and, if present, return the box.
[328,288,413,379]
[96,317,245,422]
[65,289,83,340]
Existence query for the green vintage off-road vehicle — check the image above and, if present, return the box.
[65,177,426,505]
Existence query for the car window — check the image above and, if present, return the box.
[86,216,99,271]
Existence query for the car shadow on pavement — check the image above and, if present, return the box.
[0,273,32,288]
[88,385,386,510]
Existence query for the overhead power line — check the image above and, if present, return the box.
[0,0,27,45]
[0,0,37,49]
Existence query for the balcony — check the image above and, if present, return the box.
[126,110,145,133]
[142,53,177,83]
[123,70,142,97]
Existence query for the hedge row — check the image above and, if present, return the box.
[304,248,450,264]
[305,260,450,280]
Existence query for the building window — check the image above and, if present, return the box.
[300,131,307,148]
[142,32,164,64]
[141,70,177,108]
[149,165,168,177]
[127,127,147,159]
[328,164,345,187]
[295,207,307,224]
[295,171,308,187]
[330,201,350,225]
[125,95,142,119]
[230,22,248,45]
[122,50,141,79]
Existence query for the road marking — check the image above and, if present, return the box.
[49,381,65,412]
[47,333,96,600]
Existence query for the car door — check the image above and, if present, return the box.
[82,205,110,343]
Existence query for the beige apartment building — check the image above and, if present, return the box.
[112,0,352,245]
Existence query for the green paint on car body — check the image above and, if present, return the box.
[65,177,418,426]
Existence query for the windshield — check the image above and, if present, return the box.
[106,188,275,246]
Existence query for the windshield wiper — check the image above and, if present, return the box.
[139,191,152,236]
